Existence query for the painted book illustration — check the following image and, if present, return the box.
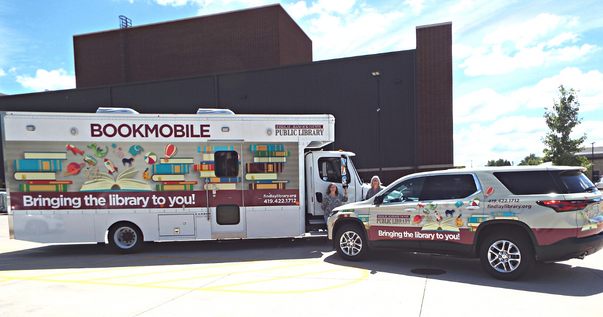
[80,167,152,191]
[421,217,460,232]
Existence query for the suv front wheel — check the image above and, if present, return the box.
[335,223,367,261]
[479,230,534,280]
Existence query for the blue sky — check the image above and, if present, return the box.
[1,0,602,168]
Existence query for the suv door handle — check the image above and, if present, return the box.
[404,208,416,212]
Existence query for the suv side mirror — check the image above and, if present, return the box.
[374,195,384,205]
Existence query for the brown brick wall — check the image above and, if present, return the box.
[416,22,453,168]
[74,4,312,88]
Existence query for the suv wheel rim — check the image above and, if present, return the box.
[487,239,521,273]
[340,231,362,256]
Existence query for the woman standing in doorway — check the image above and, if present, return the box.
[321,183,348,224]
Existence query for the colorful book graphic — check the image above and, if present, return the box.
[250,144,284,152]
[198,171,216,178]
[253,180,289,184]
[254,151,290,157]
[208,177,241,183]
[152,174,186,182]
[19,184,68,192]
[23,151,68,160]
[193,164,215,171]
[253,157,287,163]
[14,172,56,181]
[467,215,489,230]
[162,157,195,164]
[491,212,519,220]
[15,159,63,172]
[202,153,214,161]
[152,163,190,175]
[156,184,194,191]
[203,183,237,190]
[80,167,152,191]
[246,163,283,173]
[198,145,234,153]
[26,180,73,185]
[162,181,197,185]
[245,173,277,181]
[249,183,286,190]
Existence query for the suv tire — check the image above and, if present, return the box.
[479,230,534,280]
[335,223,367,261]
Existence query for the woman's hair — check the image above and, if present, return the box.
[371,175,381,187]
[325,183,339,195]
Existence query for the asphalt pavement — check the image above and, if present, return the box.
[1,214,602,317]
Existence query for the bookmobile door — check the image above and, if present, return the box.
[202,143,246,239]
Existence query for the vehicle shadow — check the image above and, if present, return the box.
[324,249,603,297]
[0,237,329,272]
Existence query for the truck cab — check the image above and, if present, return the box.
[304,150,364,230]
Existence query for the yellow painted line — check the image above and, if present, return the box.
[83,260,250,282]
[0,260,371,294]
[204,266,364,293]
[137,259,320,286]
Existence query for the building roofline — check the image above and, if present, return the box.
[416,21,452,29]
[74,3,285,38]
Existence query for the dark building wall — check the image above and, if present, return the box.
[1,21,453,187]
[73,4,312,88]
[416,22,453,169]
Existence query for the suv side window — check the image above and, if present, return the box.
[383,177,426,203]
[494,171,561,194]
[419,174,478,200]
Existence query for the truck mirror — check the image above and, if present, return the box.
[316,192,323,203]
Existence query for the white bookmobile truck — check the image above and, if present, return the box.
[1,108,366,252]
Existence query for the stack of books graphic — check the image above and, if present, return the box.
[196,146,239,190]
[467,214,489,232]
[152,157,196,191]
[247,145,289,190]
[15,152,71,192]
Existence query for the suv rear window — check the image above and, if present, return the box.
[494,170,594,195]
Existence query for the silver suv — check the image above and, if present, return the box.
[328,166,603,280]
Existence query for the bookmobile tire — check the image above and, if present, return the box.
[109,222,143,253]
[479,230,534,281]
[335,223,367,261]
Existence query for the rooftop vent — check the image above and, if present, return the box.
[196,108,235,115]
[96,107,139,114]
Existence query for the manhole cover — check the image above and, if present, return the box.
[411,268,446,275]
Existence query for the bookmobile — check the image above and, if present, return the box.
[1,108,367,252]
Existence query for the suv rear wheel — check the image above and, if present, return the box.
[479,230,534,280]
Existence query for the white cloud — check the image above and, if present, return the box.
[450,0,474,14]
[458,13,598,76]
[454,88,518,123]
[16,69,75,92]
[0,68,5,77]
[404,0,424,15]
[454,116,548,167]
[547,32,577,47]
[155,0,190,6]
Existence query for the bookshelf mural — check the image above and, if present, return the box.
[6,140,299,211]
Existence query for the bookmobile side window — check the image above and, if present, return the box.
[318,157,347,183]
[214,151,239,177]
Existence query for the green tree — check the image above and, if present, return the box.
[542,85,589,167]
[518,153,543,165]
[487,159,511,166]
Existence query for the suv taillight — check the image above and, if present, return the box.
[536,200,589,212]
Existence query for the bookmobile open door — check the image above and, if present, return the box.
[1,111,333,251]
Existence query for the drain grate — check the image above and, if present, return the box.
[411,268,446,275]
